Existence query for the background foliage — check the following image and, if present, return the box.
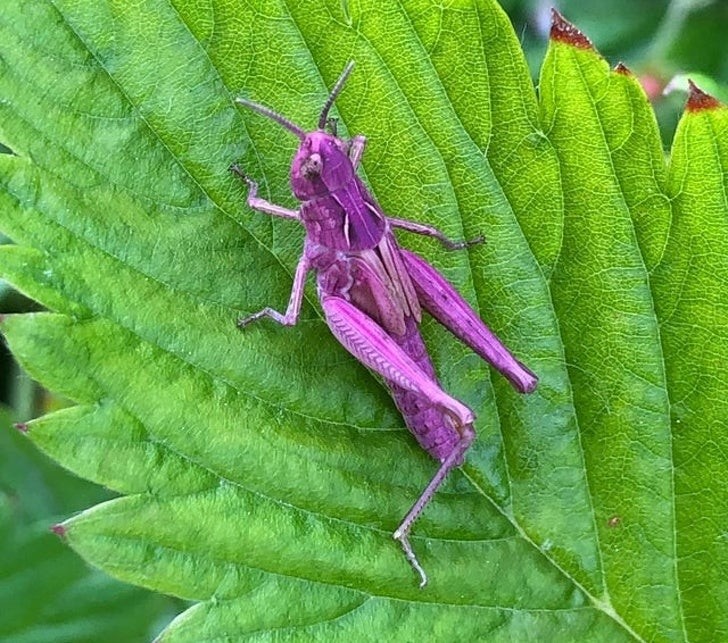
[1,0,726,641]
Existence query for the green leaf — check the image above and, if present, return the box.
[652,83,728,637]
[0,407,177,642]
[0,2,726,641]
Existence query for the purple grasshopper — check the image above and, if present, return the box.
[232,62,537,586]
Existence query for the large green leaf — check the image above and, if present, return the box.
[0,2,725,640]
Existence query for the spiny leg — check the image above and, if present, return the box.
[230,164,300,220]
[238,255,310,328]
[394,423,475,587]
[321,295,475,585]
[389,216,483,251]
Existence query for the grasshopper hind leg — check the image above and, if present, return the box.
[321,294,476,587]
[393,423,475,587]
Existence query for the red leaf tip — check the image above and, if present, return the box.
[614,62,632,76]
[13,422,28,433]
[51,523,67,538]
[686,80,721,112]
[550,9,593,50]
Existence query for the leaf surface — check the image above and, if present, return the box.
[0,2,725,640]
[0,408,176,642]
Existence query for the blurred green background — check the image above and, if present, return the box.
[1,1,726,641]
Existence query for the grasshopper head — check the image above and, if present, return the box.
[290,131,353,199]
[291,61,356,199]
[236,62,357,200]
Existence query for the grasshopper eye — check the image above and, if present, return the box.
[301,152,323,178]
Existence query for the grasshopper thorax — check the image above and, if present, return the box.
[291,131,354,200]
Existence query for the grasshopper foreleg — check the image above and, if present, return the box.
[230,164,300,220]
[321,294,475,586]
[230,165,307,328]
[238,255,310,328]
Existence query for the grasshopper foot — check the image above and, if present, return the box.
[236,310,265,329]
[236,317,250,329]
[442,234,485,251]
[393,528,428,588]
[229,163,256,188]
[228,162,246,178]
[237,307,292,329]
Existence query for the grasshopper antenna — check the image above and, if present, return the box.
[235,98,306,140]
[318,61,355,130]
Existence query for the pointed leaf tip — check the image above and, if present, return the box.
[614,62,632,76]
[51,523,67,538]
[550,9,593,50]
[686,80,722,112]
[13,422,28,433]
